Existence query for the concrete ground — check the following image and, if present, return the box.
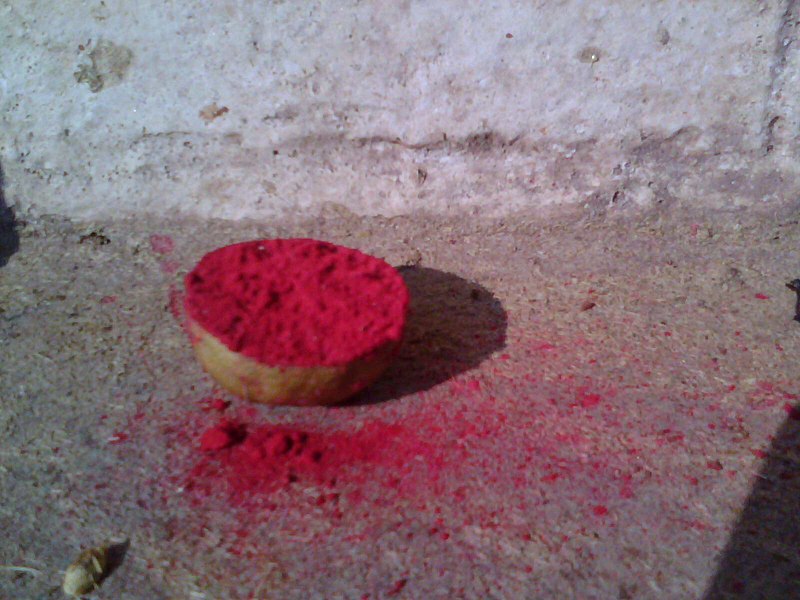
[1,204,799,599]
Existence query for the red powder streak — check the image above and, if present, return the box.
[387,579,407,596]
[592,505,608,516]
[149,234,175,255]
[754,293,769,300]
[184,239,409,367]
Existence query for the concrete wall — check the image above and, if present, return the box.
[2,1,799,220]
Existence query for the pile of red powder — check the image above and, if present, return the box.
[184,239,409,367]
[187,420,445,503]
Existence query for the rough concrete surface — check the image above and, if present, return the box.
[1,203,799,599]
[2,1,800,220]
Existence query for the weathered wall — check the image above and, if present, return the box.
[2,1,799,220]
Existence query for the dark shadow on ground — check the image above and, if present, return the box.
[703,406,800,598]
[103,539,131,581]
[0,161,20,267]
[344,266,507,406]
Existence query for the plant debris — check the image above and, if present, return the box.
[62,545,109,597]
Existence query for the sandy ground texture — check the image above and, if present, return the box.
[1,205,799,599]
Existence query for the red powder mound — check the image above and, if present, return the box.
[187,420,445,503]
[199,420,246,450]
[184,239,409,367]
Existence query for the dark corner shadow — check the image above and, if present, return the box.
[343,266,508,406]
[0,161,20,267]
[703,409,800,598]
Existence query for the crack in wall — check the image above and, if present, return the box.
[762,0,800,154]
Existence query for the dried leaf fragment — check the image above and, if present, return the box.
[63,545,109,597]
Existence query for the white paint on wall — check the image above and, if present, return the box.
[1,1,798,220]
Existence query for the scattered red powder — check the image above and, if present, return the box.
[149,234,175,255]
[706,460,723,471]
[592,505,608,516]
[184,239,409,367]
[754,293,769,300]
[750,449,767,459]
[201,398,231,412]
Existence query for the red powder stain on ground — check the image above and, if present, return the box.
[100,295,117,304]
[750,448,768,459]
[706,460,724,471]
[684,519,714,532]
[579,393,602,408]
[466,379,482,392]
[592,505,609,516]
[160,260,180,274]
[533,342,557,353]
[656,429,685,446]
[754,293,769,300]
[167,286,194,337]
[386,579,407,596]
[108,432,129,444]
[149,234,175,255]
[168,286,184,321]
